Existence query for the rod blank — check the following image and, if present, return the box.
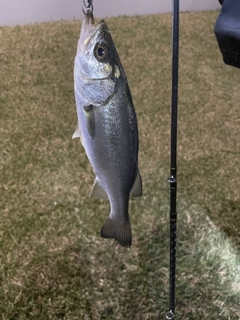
[166,0,179,319]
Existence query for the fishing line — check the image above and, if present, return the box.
[166,0,179,319]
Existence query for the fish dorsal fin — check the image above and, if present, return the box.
[89,178,109,200]
[130,167,142,197]
[72,121,82,141]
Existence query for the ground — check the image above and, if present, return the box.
[0,10,240,320]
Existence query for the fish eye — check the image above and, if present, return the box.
[94,43,109,62]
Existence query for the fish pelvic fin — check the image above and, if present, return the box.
[72,121,83,145]
[72,121,81,139]
[100,218,132,248]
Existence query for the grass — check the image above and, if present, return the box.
[1,10,240,319]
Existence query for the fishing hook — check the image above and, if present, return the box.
[82,0,94,23]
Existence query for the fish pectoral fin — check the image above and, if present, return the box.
[89,178,109,200]
[83,104,95,140]
[100,218,132,248]
[72,121,83,144]
[130,167,142,197]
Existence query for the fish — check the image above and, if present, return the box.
[73,11,142,247]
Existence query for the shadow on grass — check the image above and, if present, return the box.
[1,207,169,320]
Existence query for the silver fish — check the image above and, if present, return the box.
[73,12,142,247]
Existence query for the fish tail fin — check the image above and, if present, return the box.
[100,218,132,248]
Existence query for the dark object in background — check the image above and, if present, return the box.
[214,0,240,69]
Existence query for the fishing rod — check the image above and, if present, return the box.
[166,0,179,319]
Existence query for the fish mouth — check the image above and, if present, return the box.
[83,11,94,26]
[80,14,108,48]
[84,11,94,25]
[97,20,109,33]
[83,10,106,30]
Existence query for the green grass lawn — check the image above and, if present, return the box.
[1,10,240,320]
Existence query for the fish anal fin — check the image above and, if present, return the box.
[89,178,108,200]
[100,218,132,248]
[130,167,142,197]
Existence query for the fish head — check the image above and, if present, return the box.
[75,14,121,82]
